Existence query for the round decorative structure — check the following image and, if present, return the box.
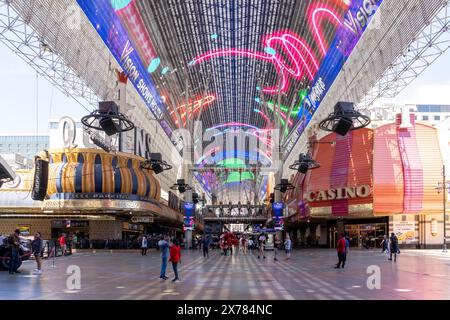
[46,149,160,201]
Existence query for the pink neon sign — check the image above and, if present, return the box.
[191,4,347,94]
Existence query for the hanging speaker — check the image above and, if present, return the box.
[31,157,49,201]
[332,117,353,136]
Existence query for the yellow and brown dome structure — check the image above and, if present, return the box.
[19,148,168,217]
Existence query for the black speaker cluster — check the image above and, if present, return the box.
[274,179,295,193]
[289,153,320,174]
[319,101,371,136]
[81,101,135,137]
[170,179,192,194]
[140,153,172,175]
[31,157,49,201]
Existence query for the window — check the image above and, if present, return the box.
[422,115,429,121]
[434,115,441,121]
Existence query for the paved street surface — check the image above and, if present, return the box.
[1,249,450,300]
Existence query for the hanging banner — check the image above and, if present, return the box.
[76,0,179,149]
[183,202,195,231]
[284,0,384,154]
[272,202,284,231]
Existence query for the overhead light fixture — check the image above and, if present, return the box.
[274,179,295,193]
[319,102,371,136]
[140,153,172,174]
[170,179,192,194]
[289,153,320,174]
[81,101,135,136]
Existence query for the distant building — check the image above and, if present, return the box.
[0,153,33,170]
[410,104,450,125]
[0,133,49,160]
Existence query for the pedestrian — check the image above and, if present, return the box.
[141,235,148,256]
[202,236,210,258]
[335,233,347,269]
[284,234,292,260]
[380,235,390,254]
[345,235,350,255]
[274,234,281,261]
[7,229,21,274]
[258,233,266,259]
[240,236,247,255]
[59,233,67,256]
[169,239,181,282]
[31,232,43,275]
[389,233,399,262]
[158,235,170,280]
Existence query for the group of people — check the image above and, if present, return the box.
[381,233,400,262]
[156,235,182,282]
[335,232,401,268]
[4,229,43,275]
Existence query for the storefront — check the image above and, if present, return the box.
[0,149,184,240]
[285,115,446,248]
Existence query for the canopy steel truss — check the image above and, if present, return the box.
[0,0,98,112]
[358,1,450,109]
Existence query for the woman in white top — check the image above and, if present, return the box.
[141,235,148,256]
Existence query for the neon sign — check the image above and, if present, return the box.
[191,31,320,94]
[171,95,216,126]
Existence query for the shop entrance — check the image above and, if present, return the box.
[345,223,387,248]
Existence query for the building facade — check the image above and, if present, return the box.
[284,114,448,249]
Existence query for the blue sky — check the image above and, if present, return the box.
[1,39,450,134]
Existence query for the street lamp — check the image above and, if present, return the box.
[435,165,449,252]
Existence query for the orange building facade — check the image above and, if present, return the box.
[284,116,447,248]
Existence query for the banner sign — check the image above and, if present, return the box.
[183,202,195,231]
[284,0,384,154]
[77,0,176,145]
[272,202,284,231]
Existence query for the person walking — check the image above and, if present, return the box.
[8,229,21,274]
[240,236,247,255]
[258,233,266,259]
[141,235,148,256]
[335,233,347,269]
[202,236,210,258]
[389,233,399,262]
[158,235,170,280]
[274,234,281,261]
[31,232,43,274]
[59,233,67,256]
[169,239,181,282]
[380,235,390,254]
[284,234,292,260]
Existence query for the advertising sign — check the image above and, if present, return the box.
[18,226,30,237]
[183,202,195,231]
[284,0,384,154]
[131,216,154,224]
[76,0,179,149]
[272,202,284,231]
[393,221,415,243]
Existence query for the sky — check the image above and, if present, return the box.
[1,34,450,134]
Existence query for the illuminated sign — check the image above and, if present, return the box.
[272,202,284,231]
[305,185,372,202]
[284,0,384,154]
[171,95,216,126]
[76,1,165,125]
[183,202,195,231]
